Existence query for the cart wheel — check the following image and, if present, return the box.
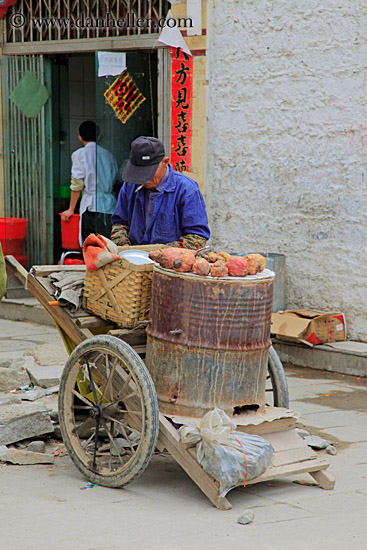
[266,345,289,408]
[58,335,159,488]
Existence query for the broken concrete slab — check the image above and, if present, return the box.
[26,365,64,389]
[0,448,54,465]
[0,392,22,406]
[0,445,8,457]
[111,438,129,456]
[295,428,310,439]
[45,385,59,395]
[38,394,59,425]
[0,402,54,445]
[53,425,62,440]
[326,444,337,455]
[23,344,68,366]
[27,441,46,454]
[19,385,59,402]
[304,435,332,450]
[20,387,47,401]
[0,367,30,391]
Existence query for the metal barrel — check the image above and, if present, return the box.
[265,253,286,312]
[146,266,274,417]
[231,252,286,312]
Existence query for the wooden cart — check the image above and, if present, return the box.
[5,256,335,510]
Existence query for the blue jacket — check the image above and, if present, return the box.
[111,165,210,245]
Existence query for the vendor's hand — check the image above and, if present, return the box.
[110,224,131,246]
[61,209,74,222]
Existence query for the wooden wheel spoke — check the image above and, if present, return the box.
[91,352,103,365]
[124,390,138,400]
[103,414,139,451]
[99,357,118,404]
[73,416,93,435]
[122,423,142,437]
[101,393,140,411]
[117,409,142,415]
[81,430,97,449]
[104,413,141,439]
[100,418,126,465]
[72,389,94,407]
[119,372,133,396]
[86,360,99,405]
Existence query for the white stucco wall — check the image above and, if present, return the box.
[205,0,367,341]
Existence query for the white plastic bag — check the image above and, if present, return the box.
[179,408,274,497]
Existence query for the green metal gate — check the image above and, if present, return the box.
[1,55,53,265]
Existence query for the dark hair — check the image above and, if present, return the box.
[79,121,98,142]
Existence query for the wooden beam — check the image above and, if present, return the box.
[157,414,232,510]
[108,327,147,346]
[76,316,114,328]
[246,457,331,486]
[26,273,93,344]
[2,34,159,55]
[5,255,28,286]
[310,469,336,490]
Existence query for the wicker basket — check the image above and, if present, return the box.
[82,244,163,328]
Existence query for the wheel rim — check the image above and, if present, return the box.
[265,346,289,408]
[265,366,278,407]
[62,344,147,478]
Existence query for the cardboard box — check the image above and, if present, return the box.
[271,310,347,346]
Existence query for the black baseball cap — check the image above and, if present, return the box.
[122,136,165,185]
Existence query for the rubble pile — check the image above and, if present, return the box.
[0,345,66,465]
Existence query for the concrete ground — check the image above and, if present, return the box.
[0,319,366,550]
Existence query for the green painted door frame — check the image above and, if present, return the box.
[1,54,54,265]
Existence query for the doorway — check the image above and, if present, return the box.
[52,50,158,263]
[1,50,158,268]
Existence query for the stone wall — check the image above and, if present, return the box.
[206,0,367,340]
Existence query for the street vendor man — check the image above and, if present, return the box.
[61,121,118,245]
[110,136,210,249]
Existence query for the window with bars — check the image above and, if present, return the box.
[3,0,169,44]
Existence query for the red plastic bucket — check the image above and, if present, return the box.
[0,217,28,255]
[57,258,84,266]
[13,255,29,268]
[60,213,81,250]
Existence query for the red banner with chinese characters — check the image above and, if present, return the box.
[169,46,193,173]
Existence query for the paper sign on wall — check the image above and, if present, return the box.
[98,52,127,77]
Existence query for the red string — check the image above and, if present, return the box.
[230,426,249,488]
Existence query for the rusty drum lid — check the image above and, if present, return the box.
[153,265,275,282]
